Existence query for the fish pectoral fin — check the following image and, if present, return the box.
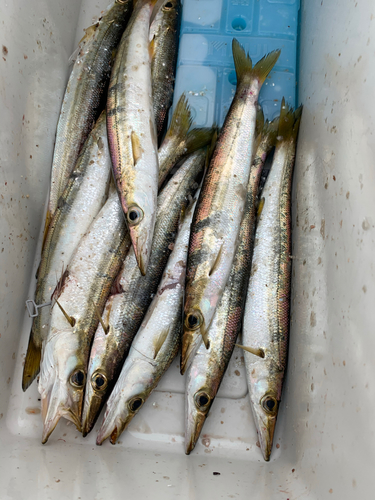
[153,327,170,359]
[55,299,76,328]
[149,36,156,60]
[130,131,144,166]
[235,344,265,358]
[257,197,265,221]
[22,334,41,391]
[208,243,224,277]
[200,327,210,349]
[93,302,109,335]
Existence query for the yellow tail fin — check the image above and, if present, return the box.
[232,39,280,87]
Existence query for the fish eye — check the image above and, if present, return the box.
[163,1,174,9]
[70,369,85,388]
[128,397,143,413]
[127,205,144,226]
[91,372,108,392]
[261,395,278,415]
[194,391,211,410]
[185,311,203,331]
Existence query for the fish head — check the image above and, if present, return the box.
[96,358,153,445]
[184,354,218,454]
[81,328,113,437]
[125,189,156,276]
[38,330,85,443]
[248,358,282,461]
[181,287,213,374]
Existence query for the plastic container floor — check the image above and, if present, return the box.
[0,0,374,499]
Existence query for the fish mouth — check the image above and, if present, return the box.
[41,384,82,444]
[81,391,105,437]
[185,410,207,455]
[256,413,277,461]
[96,412,132,446]
[129,228,148,276]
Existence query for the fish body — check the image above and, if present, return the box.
[96,193,197,445]
[81,149,206,435]
[107,0,159,275]
[150,0,181,139]
[23,113,112,391]
[48,0,132,220]
[184,118,278,454]
[242,101,302,461]
[181,40,280,373]
[39,188,130,443]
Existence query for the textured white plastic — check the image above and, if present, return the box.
[0,0,374,498]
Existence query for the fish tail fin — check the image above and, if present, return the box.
[232,39,280,87]
[165,93,192,143]
[185,127,215,155]
[277,98,303,144]
[22,333,41,391]
[263,115,279,145]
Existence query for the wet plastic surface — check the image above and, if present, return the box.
[1,0,375,499]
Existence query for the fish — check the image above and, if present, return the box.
[184,117,278,454]
[81,149,206,436]
[158,93,214,186]
[38,187,130,444]
[242,99,302,461]
[181,39,281,374]
[149,0,181,139]
[47,0,132,228]
[107,0,159,276]
[22,112,112,391]
[96,193,198,445]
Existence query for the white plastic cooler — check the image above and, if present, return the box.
[0,0,374,498]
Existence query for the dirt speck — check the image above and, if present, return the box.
[202,437,210,447]
[310,311,316,327]
[333,174,336,180]
[320,219,325,239]
[362,218,370,231]
[311,383,314,391]
[362,285,367,293]
[329,489,333,494]
[343,360,346,366]
[2,45,8,56]
[55,479,60,483]
[324,182,328,189]
[276,443,280,449]
[256,440,260,448]
[292,469,295,473]
[234,369,240,376]
[213,472,221,476]
[221,408,225,414]
[346,191,350,199]
[317,257,322,265]
[26,407,41,415]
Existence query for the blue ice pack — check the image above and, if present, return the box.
[172,0,300,127]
